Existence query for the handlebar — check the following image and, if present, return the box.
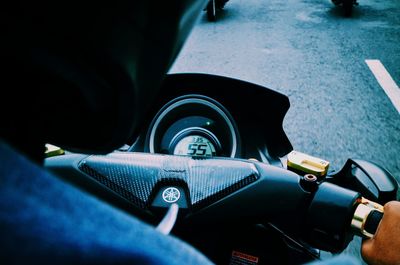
[46,152,388,253]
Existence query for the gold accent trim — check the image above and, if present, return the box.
[361,197,384,212]
[287,151,330,177]
[351,197,384,239]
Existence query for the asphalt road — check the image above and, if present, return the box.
[170,0,400,263]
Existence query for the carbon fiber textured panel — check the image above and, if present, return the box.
[78,153,259,210]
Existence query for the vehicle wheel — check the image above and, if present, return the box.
[343,0,353,17]
[207,0,217,22]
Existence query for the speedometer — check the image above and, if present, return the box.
[145,94,240,158]
[173,135,217,157]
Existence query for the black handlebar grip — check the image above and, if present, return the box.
[364,210,383,235]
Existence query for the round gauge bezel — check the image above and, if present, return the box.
[146,95,240,158]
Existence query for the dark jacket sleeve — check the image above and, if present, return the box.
[0,141,213,265]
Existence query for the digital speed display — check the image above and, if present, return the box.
[173,135,217,157]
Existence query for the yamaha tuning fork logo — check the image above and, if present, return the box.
[162,187,181,203]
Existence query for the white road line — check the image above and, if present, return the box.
[365,59,400,114]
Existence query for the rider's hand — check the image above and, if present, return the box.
[361,201,400,265]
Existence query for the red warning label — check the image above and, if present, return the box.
[230,250,259,265]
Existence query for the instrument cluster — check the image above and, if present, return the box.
[127,73,293,164]
[145,94,240,158]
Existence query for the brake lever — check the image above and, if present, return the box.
[326,159,398,205]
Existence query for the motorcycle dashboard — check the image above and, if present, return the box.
[128,73,293,165]
[142,94,239,158]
